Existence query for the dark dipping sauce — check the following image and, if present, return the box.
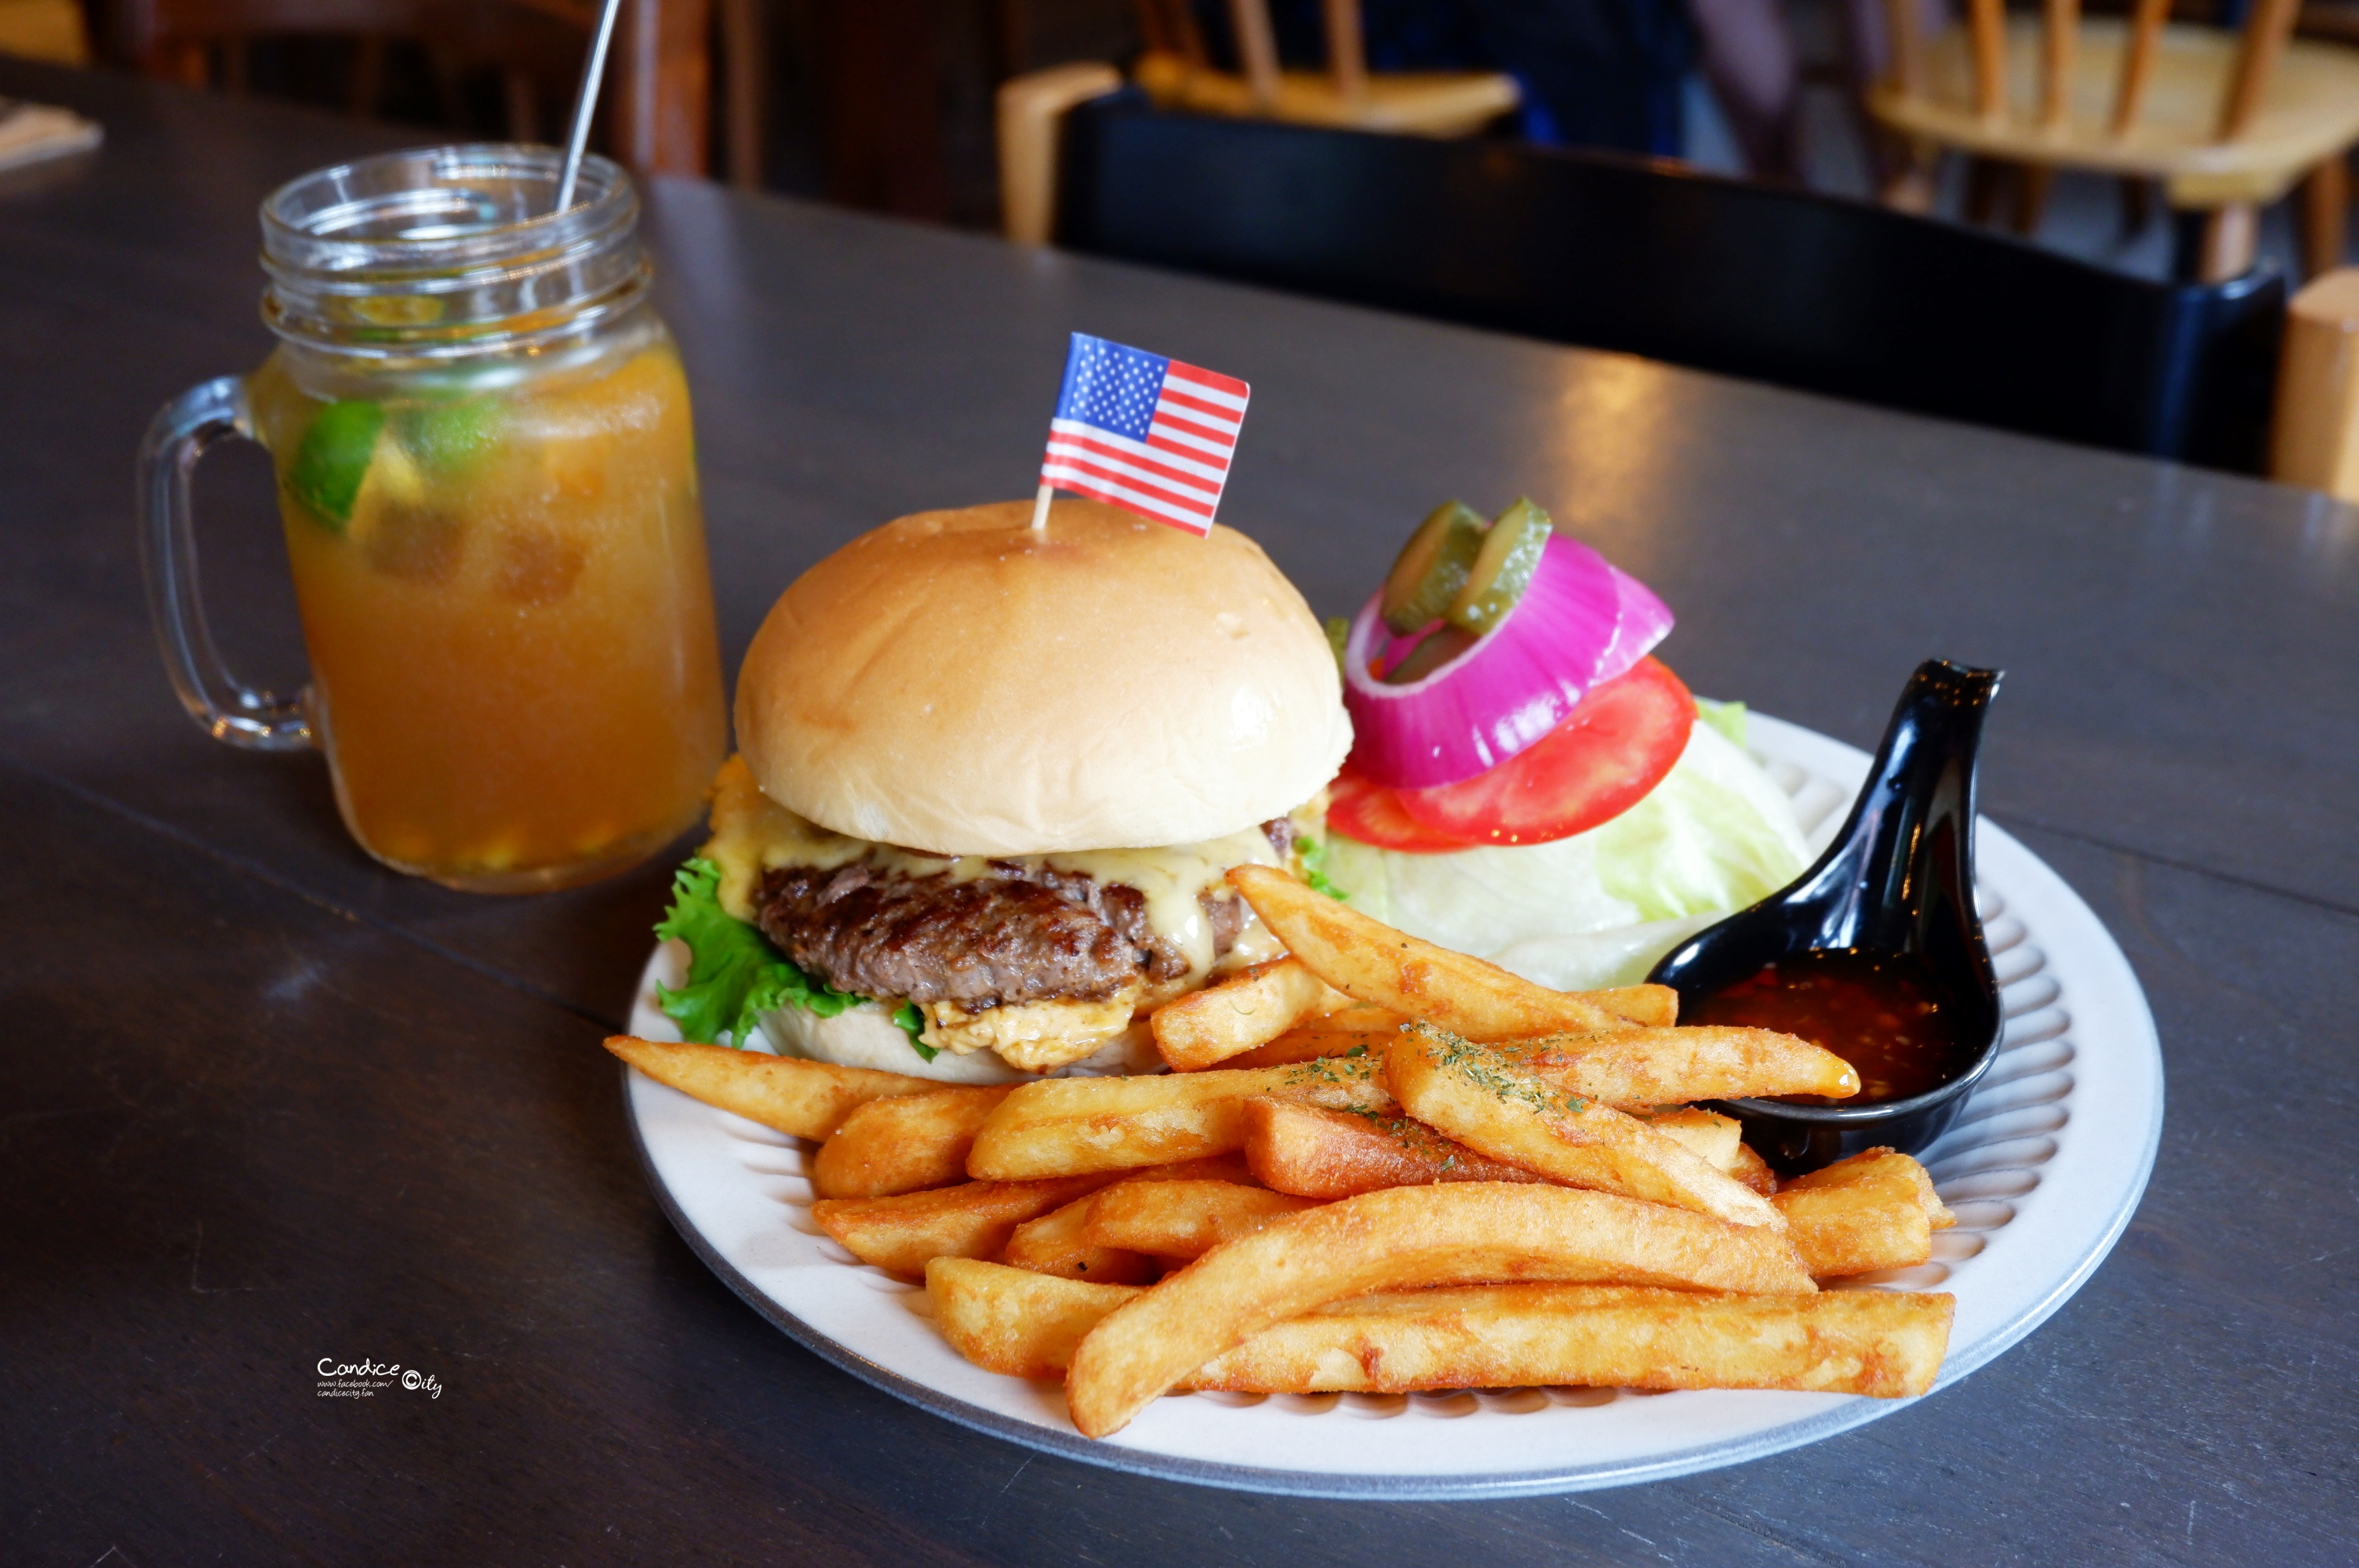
[1683,949,1979,1105]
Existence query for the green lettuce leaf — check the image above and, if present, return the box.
[1590,717,1805,921]
[891,1003,936,1062]
[654,858,863,1048]
[1323,615,1352,675]
[1694,696,1747,748]
[1323,829,1637,956]
[1297,834,1349,902]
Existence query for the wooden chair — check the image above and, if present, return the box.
[0,0,90,64]
[1128,0,1518,137]
[1009,89,2285,468]
[2270,263,2359,492]
[998,2,1515,246]
[115,0,740,180]
[1865,0,2359,281]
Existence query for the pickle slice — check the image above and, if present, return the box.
[1379,501,1488,635]
[1445,497,1553,633]
[1383,623,1478,684]
[1325,615,1352,674]
[285,399,384,532]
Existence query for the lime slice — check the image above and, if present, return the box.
[285,400,384,532]
[400,398,502,477]
[343,434,462,584]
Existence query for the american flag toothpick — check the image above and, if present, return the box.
[1032,332,1251,536]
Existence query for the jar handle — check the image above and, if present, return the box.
[136,376,314,752]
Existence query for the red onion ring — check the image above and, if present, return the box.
[1342,535,1672,789]
[1591,564,1674,688]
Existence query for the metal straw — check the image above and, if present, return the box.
[554,0,626,213]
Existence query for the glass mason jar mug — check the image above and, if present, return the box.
[138,147,727,892]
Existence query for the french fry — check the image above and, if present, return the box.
[929,1265,1948,1399]
[604,1036,935,1139]
[1085,1179,1321,1258]
[1729,1139,1777,1197]
[812,1174,1115,1279]
[998,1155,1256,1283]
[1776,1184,1929,1279]
[1130,1153,1260,1186]
[812,1085,1012,1199]
[1227,865,1674,1036]
[1063,1181,1816,1436]
[929,1258,1137,1379]
[1637,1106,1744,1173]
[966,1057,1395,1180]
[1151,958,1354,1071]
[1242,1098,1546,1198]
[1000,1192,1160,1285]
[1637,1109,1778,1196]
[1193,1284,1953,1399]
[1387,1025,1783,1229]
[1497,1026,1860,1105]
[1778,1145,1955,1229]
[1224,1004,1405,1069]
[1774,1149,1954,1278]
[1307,1000,1407,1031]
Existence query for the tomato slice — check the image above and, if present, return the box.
[1391,658,1696,846]
[1327,767,1478,853]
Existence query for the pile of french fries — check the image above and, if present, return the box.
[609,863,1958,1439]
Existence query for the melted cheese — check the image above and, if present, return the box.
[701,753,1313,983]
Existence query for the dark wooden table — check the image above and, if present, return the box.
[4,57,2354,1567]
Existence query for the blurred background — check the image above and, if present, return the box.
[7,0,2351,279]
[14,0,2359,482]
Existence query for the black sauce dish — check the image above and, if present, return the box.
[1647,660,2005,1175]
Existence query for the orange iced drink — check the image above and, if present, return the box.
[247,327,726,891]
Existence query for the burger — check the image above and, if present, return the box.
[654,499,1353,1083]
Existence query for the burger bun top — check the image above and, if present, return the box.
[734,499,1352,855]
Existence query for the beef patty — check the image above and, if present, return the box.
[753,821,1290,1011]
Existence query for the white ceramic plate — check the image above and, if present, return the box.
[620,713,2163,1498]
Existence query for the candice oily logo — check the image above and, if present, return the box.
[316,1359,442,1399]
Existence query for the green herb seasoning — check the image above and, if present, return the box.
[1412,1022,1589,1120]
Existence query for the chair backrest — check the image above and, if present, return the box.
[612,0,709,176]
[1135,0,1368,108]
[118,0,713,176]
[1055,96,2285,468]
[1131,0,1207,67]
[1900,0,2303,141]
